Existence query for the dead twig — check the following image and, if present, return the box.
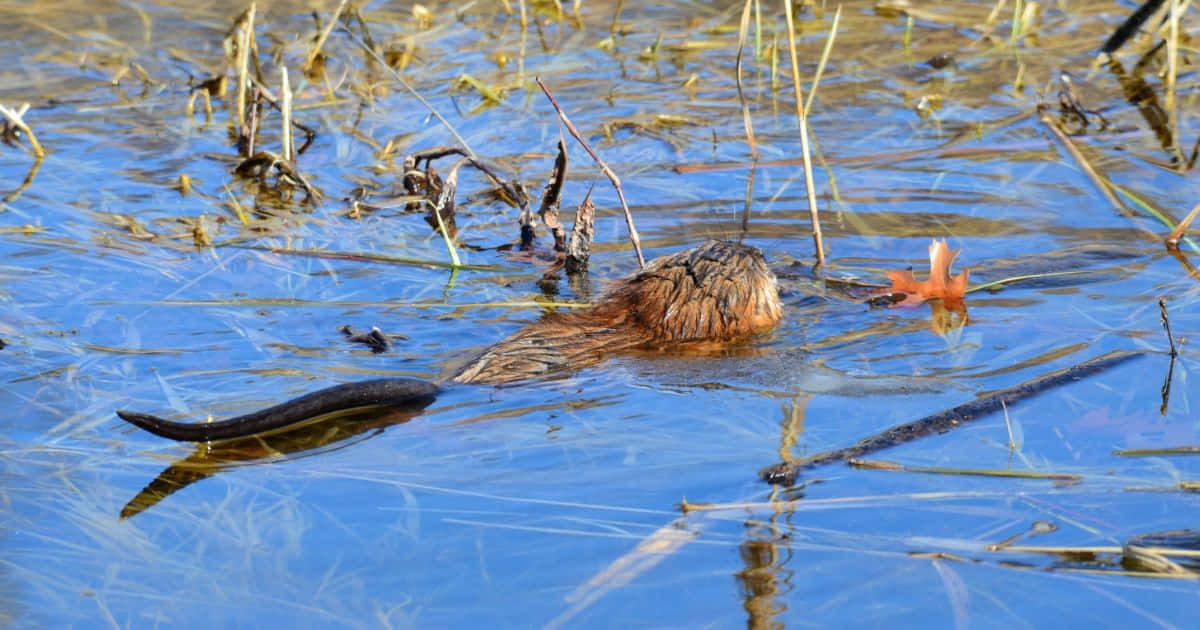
[186,75,224,122]
[240,87,317,157]
[536,77,645,269]
[239,86,262,156]
[1157,297,1178,415]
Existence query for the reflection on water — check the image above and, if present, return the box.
[736,535,792,630]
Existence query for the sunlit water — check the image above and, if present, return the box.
[2,1,1199,627]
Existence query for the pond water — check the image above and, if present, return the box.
[2,0,1199,627]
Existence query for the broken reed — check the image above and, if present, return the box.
[735,0,759,159]
[234,4,256,129]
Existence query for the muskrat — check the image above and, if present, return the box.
[116,240,782,441]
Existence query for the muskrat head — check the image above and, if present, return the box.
[616,239,782,344]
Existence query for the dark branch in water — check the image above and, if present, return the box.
[760,351,1146,485]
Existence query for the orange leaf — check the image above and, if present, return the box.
[877,239,969,307]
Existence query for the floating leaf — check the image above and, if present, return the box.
[876,238,969,308]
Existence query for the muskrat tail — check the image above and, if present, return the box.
[116,378,439,442]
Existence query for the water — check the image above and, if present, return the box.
[2,0,1199,627]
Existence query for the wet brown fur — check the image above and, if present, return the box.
[453,240,782,385]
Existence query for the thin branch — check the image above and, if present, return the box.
[536,77,645,269]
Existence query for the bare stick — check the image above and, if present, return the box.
[760,350,1144,485]
[735,0,758,159]
[1166,201,1200,249]
[0,103,45,158]
[304,0,349,75]
[783,0,825,266]
[536,77,645,269]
